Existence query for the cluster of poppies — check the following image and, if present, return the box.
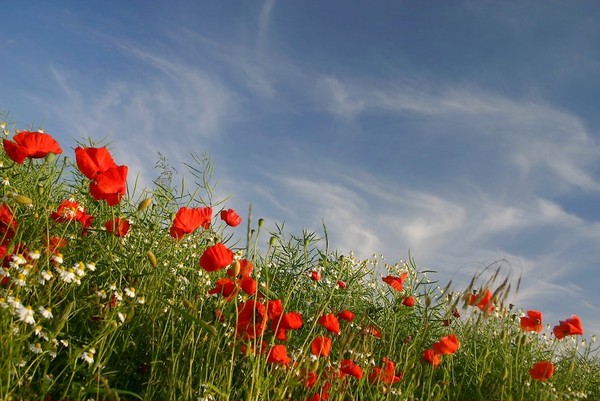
[196,238,405,400]
[519,309,584,381]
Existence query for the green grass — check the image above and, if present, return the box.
[0,115,598,400]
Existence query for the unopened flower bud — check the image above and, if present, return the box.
[231,259,241,277]
[137,198,152,212]
[45,153,56,163]
[13,194,33,205]
[147,251,157,268]
[258,218,265,227]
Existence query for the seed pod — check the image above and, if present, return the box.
[137,198,152,212]
[147,251,158,268]
[13,194,33,205]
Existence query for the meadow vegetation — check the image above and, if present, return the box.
[0,115,598,400]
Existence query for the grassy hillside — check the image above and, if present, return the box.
[0,119,598,400]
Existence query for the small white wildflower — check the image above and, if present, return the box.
[86,262,96,271]
[8,296,22,309]
[137,295,146,305]
[34,326,49,340]
[51,253,63,265]
[58,267,78,284]
[79,348,95,364]
[20,264,32,276]
[11,253,27,266]
[27,250,41,260]
[0,266,10,278]
[2,177,10,186]
[29,343,43,354]
[124,287,136,298]
[113,291,123,302]
[38,306,53,319]
[74,262,86,277]
[59,339,69,347]
[17,305,36,325]
[14,273,27,287]
[117,312,126,323]
[38,270,54,285]
[109,283,117,291]
[96,289,107,299]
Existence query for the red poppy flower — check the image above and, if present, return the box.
[75,147,117,179]
[51,199,94,229]
[240,276,257,296]
[318,313,340,335]
[340,359,363,380]
[208,277,238,301]
[520,310,543,333]
[362,325,382,338]
[3,131,62,164]
[432,334,459,355]
[402,296,415,307]
[236,300,268,339]
[368,357,402,384]
[199,243,234,272]
[272,311,303,340]
[46,236,67,254]
[310,335,332,357]
[337,310,355,322]
[422,349,441,368]
[267,344,291,366]
[382,272,408,291]
[267,299,284,320]
[553,315,584,339]
[310,271,322,281]
[105,217,130,237]
[170,206,213,239]
[220,208,242,227]
[336,280,346,289]
[280,312,303,330]
[469,289,495,314]
[89,165,128,206]
[529,361,554,381]
[0,203,18,239]
[302,370,318,388]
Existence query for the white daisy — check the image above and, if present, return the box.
[17,305,36,325]
[38,306,53,319]
[29,343,43,354]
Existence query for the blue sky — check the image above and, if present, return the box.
[2,1,600,338]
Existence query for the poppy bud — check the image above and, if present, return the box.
[45,152,56,163]
[37,183,44,195]
[231,259,241,277]
[147,251,158,268]
[13,194,33,205]
[269,236,277,246]
[258,218,265,227]
[425,295,431,307]
[137,198,152,212]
